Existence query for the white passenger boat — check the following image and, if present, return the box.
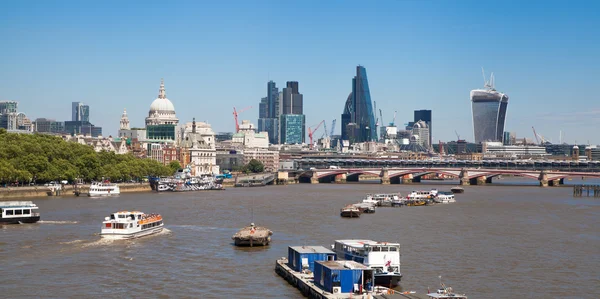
[407,189,437,200]
[331,239,402,287]
[100,211,163,239]
[363,193,400,206]
[434,192,456,203]
[88,182,120,196]
[0,201,40,224]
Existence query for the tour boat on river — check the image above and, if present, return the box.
[86,182,120,197]
[0,201,40,224]
[100,211,163,239]
[331,239,402,287]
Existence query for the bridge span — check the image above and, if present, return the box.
[296,168,600,186]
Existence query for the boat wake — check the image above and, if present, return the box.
[172,225,232,232]
[38,220,78,224]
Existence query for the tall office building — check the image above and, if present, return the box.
[0,101,18,114]
[72,102,90,122]
[471,72,509,143]
[414,110,432,147]
[280,114,305,144]
[282,81,303,115]
[340,66,376,143]
[258,81,280,144]
[279,81,305,144]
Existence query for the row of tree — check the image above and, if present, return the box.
[0,129,175,184]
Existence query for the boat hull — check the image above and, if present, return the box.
[374,273,402,287]
[233,236,271,247]
[0,216,41,224]
[340,211,361,218]
[451,188,464,194]
[100,226,163,239]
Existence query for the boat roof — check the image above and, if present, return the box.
[113,211,146,215]
[316,260,369,270]
[426,294,467,299]
[0,201,37,208]
[334,239,400,247]
[289,245,334,254]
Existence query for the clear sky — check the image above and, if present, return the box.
[1,0,599,144]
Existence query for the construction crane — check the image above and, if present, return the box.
[379,109,384,126]
[532,126,547,145]
[233,106,252,132]
[455,130,461,141]
[323,121,328,138]
[391,111,397,126]
[330,119,336,137]
[308,120,325,149]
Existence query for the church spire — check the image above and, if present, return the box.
[192,117,196,133]
[120,108,130,130]
[158,78,166,99]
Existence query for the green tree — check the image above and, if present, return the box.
[246,159,264,173]
[168,161,181,174]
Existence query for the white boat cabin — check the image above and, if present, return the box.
[332,240,401,274]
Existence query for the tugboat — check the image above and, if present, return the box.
[0,201,41,224]
[232,223,273,247]
[340,205,361,218]
[100,211,164,239]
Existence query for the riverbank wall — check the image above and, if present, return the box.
[0,183,152,199]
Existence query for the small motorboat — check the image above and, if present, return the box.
[232,223,273,247]
[340,206,361,218]
[450,186,464,194]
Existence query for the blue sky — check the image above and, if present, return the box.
[2,0,599,144]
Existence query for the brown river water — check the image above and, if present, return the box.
[1,179,599,299]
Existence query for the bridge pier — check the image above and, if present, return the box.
[459,169,470,185]
[310,171,319,184]
[538,170,548,187]
[381,169,390,185]
[334,173,347,183]
[486,176,493,184]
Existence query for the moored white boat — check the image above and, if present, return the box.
[88,182,120,197]
[407,189,437,200]
[434,192,456,203]
[331,239,402,287]
[100,211,163,239]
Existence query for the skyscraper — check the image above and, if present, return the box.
[258,81,280,144]
[71,102,90,122]
[340,66,376,143]
[280,81,305,144]
[414,110,432,147]
[471,72,509,143]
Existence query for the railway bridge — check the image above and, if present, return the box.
[297,167,600,186]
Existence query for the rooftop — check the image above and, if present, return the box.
[316,260,369,270]
[335,239,400,247]
[289,245,335,254]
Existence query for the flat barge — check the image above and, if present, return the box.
[276,257,394,299]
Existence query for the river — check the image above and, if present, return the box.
[1,180,599,298]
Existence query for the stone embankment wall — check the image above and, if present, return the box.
[0,183,152,199]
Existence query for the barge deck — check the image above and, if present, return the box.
[275,257,395,299]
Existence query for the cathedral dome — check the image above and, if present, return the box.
[149,79,175,114]
[150,97,175,113]
[145,79,179,126]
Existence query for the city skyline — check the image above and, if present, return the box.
[1,1,599,144]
